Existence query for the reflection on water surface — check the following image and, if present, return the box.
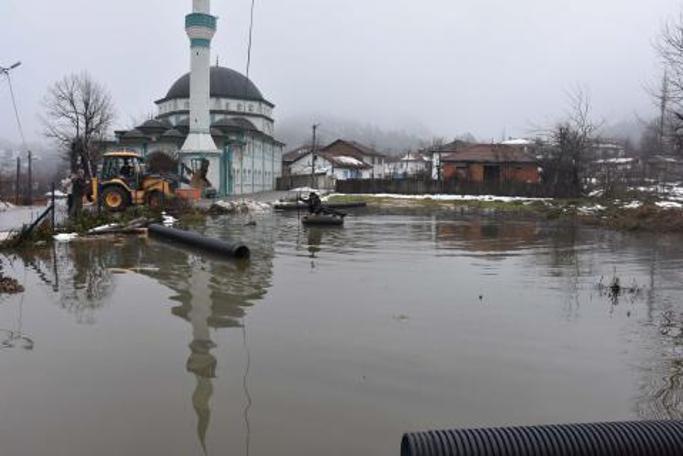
[1,212,682,455]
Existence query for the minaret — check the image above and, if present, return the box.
[181,0,220,189]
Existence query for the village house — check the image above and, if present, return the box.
[426,139,471,180]
[282,145,315,177]
[282,143,374,182]
[440,144,541,185]
[321,140,387,179]
[282,139,386,181]
[387,152,431,178]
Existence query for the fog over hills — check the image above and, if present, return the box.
[276,114,480,155]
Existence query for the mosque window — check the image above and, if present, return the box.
[225,101,231,110]
[248,104,254,112]
[237,103,243,111]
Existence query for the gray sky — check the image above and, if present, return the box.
[0,0,680,147]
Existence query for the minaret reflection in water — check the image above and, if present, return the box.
[139,238,273,454]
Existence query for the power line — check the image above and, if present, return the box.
[245,0,256,79]
[3,72,27,151]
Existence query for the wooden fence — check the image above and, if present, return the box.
[335,178,551,198]
[277,173,336,191]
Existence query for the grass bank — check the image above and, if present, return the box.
[325,193,683,232]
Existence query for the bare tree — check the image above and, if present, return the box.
[541,88,601,197]
[654,13,683,155]
[42,72,115,178]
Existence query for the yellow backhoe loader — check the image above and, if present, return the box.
[90,151,178,212]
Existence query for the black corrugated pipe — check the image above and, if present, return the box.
[148,224,250,259]
[401,421,683,456]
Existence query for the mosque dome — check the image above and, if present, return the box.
[162,66,266,103]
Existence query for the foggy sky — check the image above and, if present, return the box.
[0,0,680,148]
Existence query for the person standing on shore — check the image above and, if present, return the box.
[69,170,86,218]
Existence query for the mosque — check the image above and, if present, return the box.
[113,0,284,196]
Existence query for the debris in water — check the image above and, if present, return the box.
[209,200,271,215]
[162,212,178,227]
[87,218,150,235]
[88,223,122,234]
[597,275,642,304]
[0,276,24,294]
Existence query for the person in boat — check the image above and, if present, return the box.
[299,192,346,218]
[300,192,323,214]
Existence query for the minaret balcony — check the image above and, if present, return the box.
[186,26,216,42]
[185,13,217,30]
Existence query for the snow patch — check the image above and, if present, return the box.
[594,158,635,164]
[334,156,365,167]
[0,201,16,212]
[330,193,550,203]
[656,201,683,209]
[622,201,642,210]
[211,200,272,214]
[577,205,606,215]
[53,233,79,243]
[44,190,68,199]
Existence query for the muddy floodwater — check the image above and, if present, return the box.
[1,210,682,455]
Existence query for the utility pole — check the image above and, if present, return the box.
[659,71,669,153]
[27,150,32,205]
[15,157,20,205]
[3,61,26,205]
[311,124,320,189]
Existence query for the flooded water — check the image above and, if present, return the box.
[1,210,682,455]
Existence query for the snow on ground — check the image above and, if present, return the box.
[329,193,551,203]
[53,233,79,243]
[0,201,15,212]
[577,204,607,215]
[631,182,683,201]
[288,187,332,195]
[44,190,68,199]
[595,158,635,164]
[656,201,683,209]
[622,201,643,209]
[212,199,272,213]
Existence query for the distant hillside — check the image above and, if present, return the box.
[275,114,435,155]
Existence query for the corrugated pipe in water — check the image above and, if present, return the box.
[401,420,683,456]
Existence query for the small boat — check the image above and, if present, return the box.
[274,201,367,211]
[302,214,345,226]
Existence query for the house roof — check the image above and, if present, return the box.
[320,152,372,169]
[501,138,534,146]
[283,145,314,164]
[322,139,387,158]
[428,139,472,154]
[441,144,537,164]
[400,152,430,162]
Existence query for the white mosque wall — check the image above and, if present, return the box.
[158,98,273,131]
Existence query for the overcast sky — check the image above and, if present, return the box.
[0,0,680,147]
